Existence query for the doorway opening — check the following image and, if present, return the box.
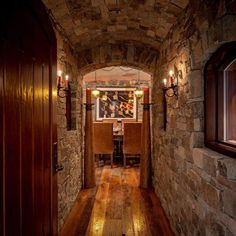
[82,66,152,179]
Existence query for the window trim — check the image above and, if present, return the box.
[204,42,236,158]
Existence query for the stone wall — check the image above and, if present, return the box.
[152,1,236,236]
[56,32,83,231]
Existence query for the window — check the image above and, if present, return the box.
[205,43,236,158]
[224,59,236,144]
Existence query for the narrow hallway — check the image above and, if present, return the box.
[1,1,236,235]
[61,167,174,236]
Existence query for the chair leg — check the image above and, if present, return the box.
[124,154,126,168]
[111,154,113,168]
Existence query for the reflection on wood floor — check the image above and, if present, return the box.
[60,166,174,236]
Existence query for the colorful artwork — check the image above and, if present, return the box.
[96,88,136,120]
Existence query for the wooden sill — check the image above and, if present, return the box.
[205,141,236,158]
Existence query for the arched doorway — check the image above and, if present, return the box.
[82,66,152,183]
[75,42,158,189]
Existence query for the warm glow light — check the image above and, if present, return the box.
[58,70,62,77]
[65,75,69,80]
[92,89,100,98]
[169,70,174,76]
[163,78,167,87]
[102,95,107,101]
[52,90,57,97]
[134,88,144,98]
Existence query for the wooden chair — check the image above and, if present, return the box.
[103,119,118,129]
[93,122,114,168]
[121,118,136,131]
[123,122,142,167]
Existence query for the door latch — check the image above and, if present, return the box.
[55,163,64,172]
[53,142,64,173]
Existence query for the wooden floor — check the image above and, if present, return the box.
[60,166,174,236]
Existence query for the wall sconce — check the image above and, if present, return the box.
[57,70,70,98]
[162,66,183,131]
[134,70,144,99]
[134,88,144,98]
[92,89,100,98]
[162,67,182,97]
[91,70,100,99]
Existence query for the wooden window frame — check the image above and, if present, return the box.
[204,42,236,158]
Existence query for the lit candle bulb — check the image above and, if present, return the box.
[58,70,62,77]
[163,78,167,87]
[57,70,62,86]
[169,70,174,86]
[65,75,69,88]
[169,70,173,76]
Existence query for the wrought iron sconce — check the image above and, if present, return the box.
[162,67,183,98]
[91,70,100,99]
[57,70,70,98]
[162,66,183,130]
[134,70,144,99]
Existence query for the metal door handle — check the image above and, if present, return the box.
[55,163,64,172]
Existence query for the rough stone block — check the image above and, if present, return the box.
[222,189,236,219]
[190,132,204,148]
[193,148,225,177]
[202,182,221,209]
[189,70,203,98]
[187,169,201,195]
[191,101,204,118]
[147,29,156,38]
[116,25,127,31]
[194,118,201,131]
[177,122,187,131]
[203,156,217,177]
[218,158,236,181]
[175,146,186,159]
[193,148,204,169]
[107,25,116,32]
[169,115,176,128]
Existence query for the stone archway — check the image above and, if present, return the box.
[77,42,159,75]
[78,42,158,188]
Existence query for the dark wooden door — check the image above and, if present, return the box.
[0,0,57,235]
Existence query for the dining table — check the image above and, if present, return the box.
[113,129,123,160]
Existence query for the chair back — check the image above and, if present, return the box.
[121,119,136,130]
[103,119,118,129]
[123,122,142,154]
[93,122,114,154]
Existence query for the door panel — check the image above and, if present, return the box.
[0,1,57,235]
[21,53,34,236]
[4,41,21,235]
[0,37,5,236]
[18,8,35,235]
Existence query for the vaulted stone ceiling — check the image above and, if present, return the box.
[43,0,189,52]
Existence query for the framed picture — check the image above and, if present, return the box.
[96,87,137,120]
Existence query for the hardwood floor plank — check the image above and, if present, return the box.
[86,167,110,236]
[61,166,175,236]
